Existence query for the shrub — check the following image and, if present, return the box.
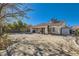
[0,34,13,50]
[75,29,79,36]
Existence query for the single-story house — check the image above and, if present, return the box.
[29,19,71,35]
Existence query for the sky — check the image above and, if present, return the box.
[23,3,79,26]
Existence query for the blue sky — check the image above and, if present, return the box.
[24,3,79,26]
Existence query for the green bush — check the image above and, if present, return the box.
[75,29,79,36]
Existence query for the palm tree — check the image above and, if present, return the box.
[0,3,32,35]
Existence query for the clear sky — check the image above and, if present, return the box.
[24,3,79,26]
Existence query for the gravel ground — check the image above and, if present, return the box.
[0,33,79,56]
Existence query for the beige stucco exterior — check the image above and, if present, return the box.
[30,25,48,34]
[61,28,70,35]
[49,23,65,34]
[29,20,70,35]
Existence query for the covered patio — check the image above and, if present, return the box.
[30,25,48,34]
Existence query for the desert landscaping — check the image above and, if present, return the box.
[0,33,79,56]
[0,3,79,56]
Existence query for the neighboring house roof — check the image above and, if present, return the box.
[72,26,79,30]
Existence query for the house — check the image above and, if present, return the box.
[30,23,48,34]
[71,26,79,34]
[72,26,79,31]
[48,19,65,34]
[30,19,71,35]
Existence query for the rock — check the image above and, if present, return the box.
[6,42,36,56]
[0,50,7,56]
[35,51,42,56]
[36,44,45,51]
[40,51,50,56]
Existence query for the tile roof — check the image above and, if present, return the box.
[31,21,65,29]
[31,23,48,28]
[49,21,64,26]
[72,26,79,30]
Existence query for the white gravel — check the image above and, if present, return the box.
[0,33,79,56]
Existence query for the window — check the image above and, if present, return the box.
[52,27,55,32]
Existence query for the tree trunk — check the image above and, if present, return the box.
[0,4,8,36]
[0,27,3,36]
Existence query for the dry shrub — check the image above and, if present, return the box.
[0,34,13,50]
[55,37,79,56]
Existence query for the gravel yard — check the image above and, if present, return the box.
[0,33,79,56]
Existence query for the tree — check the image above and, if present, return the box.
[6,20,27,33]
[50,17,60,23]
[0,3,32,35]
[15,20,27,32]
[0,3,32,50]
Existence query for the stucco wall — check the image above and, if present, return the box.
[44,26,48,34]
[50,26,61,34]
[30,26,48,34]
[61,28,70,35]
[49,23,66,34]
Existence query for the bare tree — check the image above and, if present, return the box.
[0,3,32,35]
